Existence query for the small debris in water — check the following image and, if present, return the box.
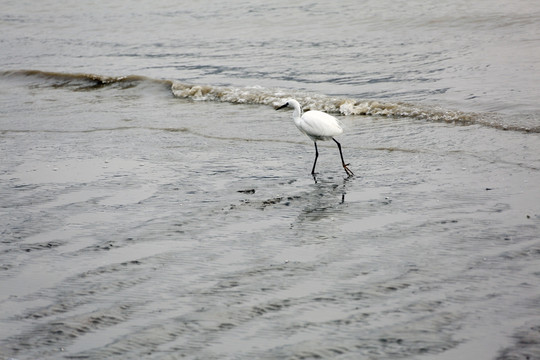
[237,189,255,194]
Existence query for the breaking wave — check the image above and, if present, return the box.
[172,83,483,126]
[3,69,538,133]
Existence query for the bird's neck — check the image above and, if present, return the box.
[292,103,302,119]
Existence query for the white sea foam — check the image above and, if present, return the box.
[170,81,520,130]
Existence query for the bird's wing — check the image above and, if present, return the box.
[300,111,343,138]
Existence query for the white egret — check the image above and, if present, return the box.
[276,99,354,176]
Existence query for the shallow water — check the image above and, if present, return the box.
[1,70,539,360]
[1,1,540,359]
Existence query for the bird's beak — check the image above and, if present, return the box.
[276,103,288,110]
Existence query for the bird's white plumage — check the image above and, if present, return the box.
[297,110,343,141]
[281,99,343,142]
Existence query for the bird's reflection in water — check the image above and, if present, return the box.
[295,176,352,225]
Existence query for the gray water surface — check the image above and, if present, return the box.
[1,72,539,359]
[1,0,540,358]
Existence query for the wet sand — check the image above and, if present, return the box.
[1,76,540,359]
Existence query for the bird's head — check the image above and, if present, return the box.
[276,99,301,111]
[275,101,290,111]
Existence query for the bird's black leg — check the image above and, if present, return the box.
[311,141,319,175]
[333,138,354,176]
